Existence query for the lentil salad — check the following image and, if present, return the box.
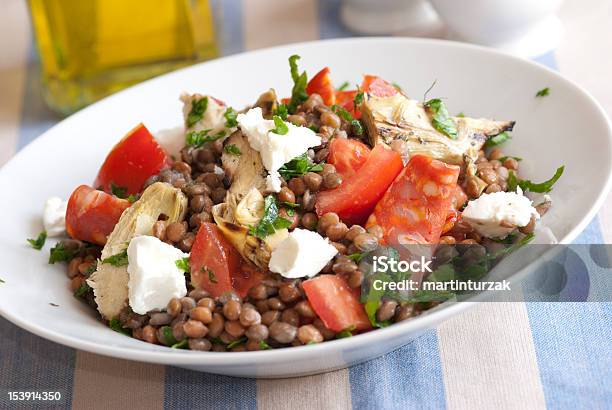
[32,55,563,352]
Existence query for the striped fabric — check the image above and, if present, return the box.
[0,0,610,409]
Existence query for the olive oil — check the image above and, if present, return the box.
[28,0,219,114]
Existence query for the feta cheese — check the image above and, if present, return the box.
[269,228,338,278]
[127,235,188,314]
[43,197,68,237]
[462,187,539,239]
[237,107,321,192]
[154,126,184,158]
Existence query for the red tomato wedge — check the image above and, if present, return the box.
[366,155,460,245]
[303,275,371,332]
[335,90,360,118]
[65,185,130,246]
[327,138,371,180]
[361,75,399,97]
[306,67,336,106]
[190,223,263,298]
[316,145,403,226]
[93,123,170,196]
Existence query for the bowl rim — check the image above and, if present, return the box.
[2,36,611,367]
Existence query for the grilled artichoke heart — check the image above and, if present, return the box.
[361,93,515,166]
[88,182,188,320]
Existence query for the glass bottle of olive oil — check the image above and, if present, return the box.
[28,0,220,115]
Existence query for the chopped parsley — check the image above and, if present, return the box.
[498,156,522,163]
[347,253,365,263]
[49,302,59,307]
[424,98,457,140]
[278,153,324,180]
[186,129,226,148]
[110,183,128,199]
[508,166,564,193]
[337,81,349,91]
[224,144,242,156]
[109,318,131,336]
[127,194,138,203]
[0,278,4,284]
[27,231,47,250]
[288,55,309,113]
[85,262,97,275]
[74,282,91,297]
[484,131,511,148]
[175,257,190,272]
[161,326,177,345]
[171,339,189,349]
[48,242,77,264]
[331,105,364,135]
[224,107,238,127]
[281,201,300,209]
[249,195,292,239]
[227,336,248,349]
[535,87,550,98]
[206,268,218,284]
[186,97,209,128]
[259,340,272,350]
[102,249,129,267]
[336,325,355,339]
[273,103,289,120]
[270,115,289,135]
[353,90,364,107]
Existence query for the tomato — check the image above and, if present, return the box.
[361,75,399,97]
[335,90,360,118]
[93,123,170,196]
[366,155,460,245]
[303,275,371,332]
[306,67,336,106]
[316,145,403,226]
[190,223,263,298]
[65,185,130,245]
[327,138,371,180]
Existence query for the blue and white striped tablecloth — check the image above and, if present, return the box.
[0,1,610,409]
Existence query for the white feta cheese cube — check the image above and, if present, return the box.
[127,235,188,315]
[269,228,338,278]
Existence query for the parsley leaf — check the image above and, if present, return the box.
[270,115,289,135]
[288,55,308,113]
[224,107,238,127]
[259,340,272,350]
[347,253,365,263]
[49,242,77,264]
[127,194,138,203]
[224,144,242,156]
[207,268,218,284]
[498,156,522,163]
[110,183,128,199]
[331,105,364,135]
[27,231,47,250]
[336,325,355,339]
[186,97,209,128]
[0,278,5,284]
[278,153,324,180]
[74,282,91,297]
[109,318,131,336]
[175,257,190,272]
[186,129,226,148]
[281,201,300,209]
[424,98,457,139]
[102,250,129,267]
[353,90,364,107]
[484,131,511,148]
[337,81,349,91]
[227,336,248,349]
[535,87,550,98]
[160,325,177,345]
[249,195,292,239]
[273,103,289,120]
[508,166,564,193]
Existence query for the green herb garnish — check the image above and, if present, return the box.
[127,194,138,203]
[48,242,77,264]
[278,153,324,180]
[224,144,242,156]
[331,105,364,135]
[337,81,349,91]
[508,166,564,193]
[288,55,308,113]
[424,98,457,140]
[224,107,238,127]
[498,156,522,163]
[207,268,218,284]
[0,278,5,284]
[456,112,465,118]
[227,336,247,349]
[110,183,128,199]
[175,257,190,272]
[249,195,292,239]
[27,231,47,250]
[347,253,365,263]
[259,340,272,350]
[186,129,226,148]
[273,103,289,120]
[484,131,511,148]
[353,90,364,107]
[109,318,131,336]
[171,339,189,349]
[161,325,177,345]
[102,250,129,267]
[270,115,289,135]
[336,325,355,339]
[281,201,300,209]
[535,87,550,98]
[187,97,209,128]
[74,282,91,297]
[392,82,402,91]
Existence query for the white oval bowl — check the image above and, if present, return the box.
[0,38,610,378]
